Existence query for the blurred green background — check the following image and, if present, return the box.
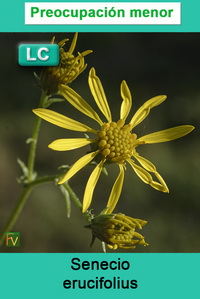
[0,33,199,253]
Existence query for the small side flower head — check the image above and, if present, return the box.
[39,33,92,95]
[86,213,149,250]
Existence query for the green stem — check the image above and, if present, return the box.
[63,183,82,211]
[0,89,91,246]
[0,186,32,246]
[0,91,49,246]
[0,173,90,245]
[0,175,58,246]
[29,175,58,187]
[27,90,49,182]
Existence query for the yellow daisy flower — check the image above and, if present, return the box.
[40,33,92,95]
[33,68,194,213]
[85,213,148,250]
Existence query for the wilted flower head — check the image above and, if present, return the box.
[86,213,148,250]
[33,68,194,214]
[40,33,92,95]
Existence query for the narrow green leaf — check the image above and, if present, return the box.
[59,185,71,218]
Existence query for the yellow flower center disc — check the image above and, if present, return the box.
[97,120,137,163]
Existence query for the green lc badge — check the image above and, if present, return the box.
[18,44,59,66]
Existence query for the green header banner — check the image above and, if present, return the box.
[0,0,200,32]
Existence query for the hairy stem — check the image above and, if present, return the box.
[0,90,49,246]
[27,90,49,182]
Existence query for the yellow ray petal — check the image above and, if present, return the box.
[33,108,96,133]
[127,158,168,192]
[58,150,100,184]
[120,80,132,121]
[59,85,103,125]
[133,154,169,192]
[105,165,125,214]
[82,158,106,212]
[139,125,194,144]
[133,154,156,172]
[88,68,112,123]
[127,158,152,184]
[152,172,169,193]
[48,138,95,151]
[130,95,167,129]
[68,32,78,54]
